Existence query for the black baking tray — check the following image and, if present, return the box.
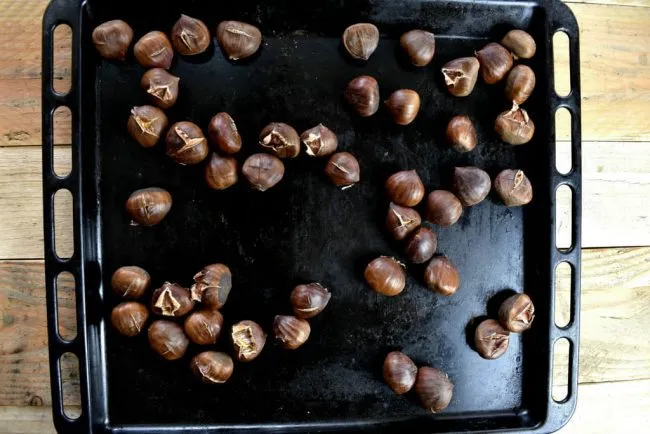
[42,0,582,432]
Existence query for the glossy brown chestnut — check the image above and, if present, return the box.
[259,122,300,158]
[495,103,535,145]
[301,124,338,157]
[273,315,311,350]
[446,115,477,153]
[184,309,224,345]
[342,23,379,60]
[385,89,421,125]
[425,190,463,227]
[424,256,459,296]
[125,187,172,226]
[386,202,421,240]
[499,293,535,333]
[494,169,533,206]
[475,43,513,84]
[216,21,262,60]
[383,351,418,395]
[171,14,210,56]
[501,29,536,59]
[127,105,168,148]
[290,283,331,319]
[242,153,285,191]
[166,121,209,165]
[190,263,233,308]
[140,68,179,109]
[231,320,266,362]
[453,166,491,206]
[151,282,194,317]
[344,75,380,117]
[385,170,425,207]
[364,256,406,296]
[400,30,435,66]
[404,227,437,264]
[190,351,234,384]
[505,65,536,105]
[324,152,360,188]
[474,319,510,359]
[111,265,151,299]
[134,31,173,69]
[148,320,189,361]
[92,20,133,60]
[204,153,238,190]
[208,112,242,154]
[414,367,454,413]
[441,57,480,97]
[111,302,149,337]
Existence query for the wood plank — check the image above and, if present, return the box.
[0,406,55,433]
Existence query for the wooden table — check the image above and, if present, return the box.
[0,0,649,432]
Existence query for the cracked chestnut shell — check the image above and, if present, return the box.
[424,256,459,296]
[505,65,536,105]
[148,320,189,361]
[111,266,150,299]
[494,169,533,206]
[386,202,421,240]
[134,31,173,69]
[342,23,379,60]
[190,263,232,308]
[290,283,331,319]
[92,20,133,60]
[166,121,209,165]
[301,124,338,157]
[231,320,266,362]
[140,68,179,109]
[400,30,435,67]
[446,115,477,153]
[273,315,311,350]
[184,309,224,345]
[204,153,238,190]
[171,14,210,56]
[126,187,172,226]
[495,103,535,145]
[242,153,285,191]
[151,282,194,317]
[344,75,380,117]
[259,122,300,158]
[364,256,406,296]
[499,293,535,332]
[385,170,425,207]
[383,351,417,395]
[476,43,513,84]
[217,21,262,60]
[453,166,491,206]
[474,319,510,359]
[324,152,360,188]
[385,89,420,125]
[208,112,242,155]
[425,190,463,227]
[441,57,480,97]
[127,105,168,148]
[404,227,437,264]
[501,29,536,59]
[191,351,234,384]
[111,302,149,337]
[415,367,454,413]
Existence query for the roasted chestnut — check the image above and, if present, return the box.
[191,351,234,384]
[494,169,533,206]
[344,75,380,117]
[259,122,300,158]
[171,14,210,56]
[290,283,331,319]
[424,256,459,296]
[126,187,172,226]
[204,153,238,190]
[475,43,513,84]
[134,31,173,69]
[364,256,406,296]
[400,30,435,66]
[495,103,535,145]
[414,367,454,413]
[111,266,151,299]
[474,319,510,359]
[151,282,194,317]
[425,190,463,227]
[446,115,477,153]
[190,263,232,308]
[441,57,480,97]
[386,202,421,240]
[216,21,262,61]
[127,105,168,148]
[301,124,338,157]
[324,152,360,188]
[505,65,536,105]
[184,309,224,345]
[404,227,437,264]
[208,112,242,154]
[342,23,379,60]
[501,29,536,59]
[231,320,266,362]
[148,320,189,361]
[140,68,179,109]
[499,293,535,332]
[111,302,149,337]
[242,153,285,191]
[273,315,311,350]
[92,20,133,60]
[385,170,425,207]
[453,166,491,206]
[166,121,209,165]
[383,351,417,395]
[385,89,420,125]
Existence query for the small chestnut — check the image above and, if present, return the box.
[446,115,477,153]
[166,121,209,165]
[364,256,406,296]
[404,227,437,264]
[148,320,189,361]
[474,319,510,359]
[259,122,300,158]
[231,320,266,362]
[344,75,380,117]
[505,65,536,105]
[342,23,379,61]
[111,302,149,337]
[191,351,234,384]
[385,170,425,207]
[386,202,421,241]
[424,256,459,296]
[273,315,311,350]
[126,187,172,226]
[301,124,338,157]
[453,166,491,206]
[494,169,533,206]
[204,153,238,190]
[134,31,174,69]
[385,89,421,125]
[414,367,454,413]
[140,68,180,109]
[111,266,151,299]
[171,14,210,56]
[499,293,535,333]
[425,190,463,227]
[475,43,513,84]
[495,103,535,145]
[216,21,262,61]
[127,105,168,148]
[400,30,435,67]
[441,57,480,97]
[190,263,232,308]
[184,309,224,345]
[208,113,242,155]
[290,283,331,319]
[501,29,536,59]
[324,152,360,188]
[383,351,417,395]
[92,20,133,60]
[151,282,194,317]
[242,153,285,191]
